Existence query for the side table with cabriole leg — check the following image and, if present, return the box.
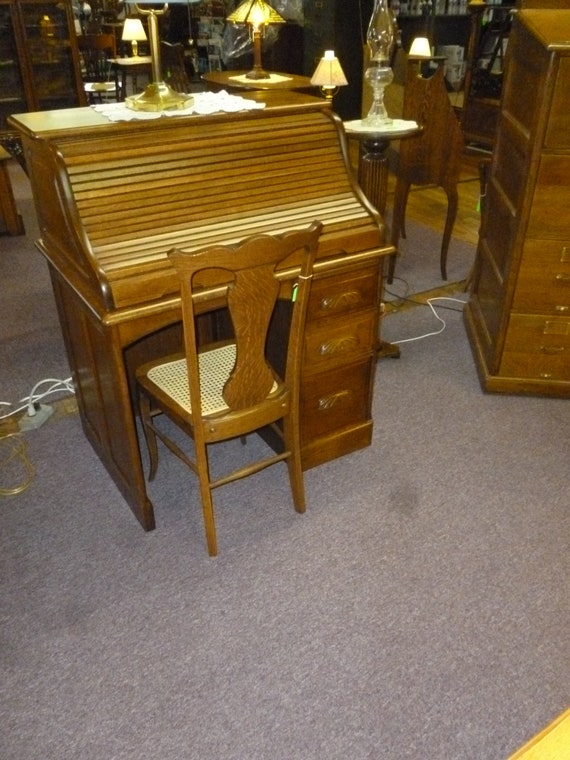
[344,119,422,358]
[344,119,422,215]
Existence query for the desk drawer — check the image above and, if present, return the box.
[304,309,377,373]
[308,264,379,321]
[301,358,373,441]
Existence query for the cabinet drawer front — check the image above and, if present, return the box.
[513,240,570,314]
[527,155,570,239]
[501,314,570,381]
[500,352,570,382]
[301,359,373,441]
[304,310,377,372]
[308,265,379,321]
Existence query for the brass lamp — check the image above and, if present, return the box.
[121,17,147,58]
[125,1,197,112]
[226,0,285,80]
[310,50,348,101]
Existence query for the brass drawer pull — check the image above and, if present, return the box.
[319,291,362,312]
[555,274,570,283]
[554,305,569,313]
[539,373,553,379]
[543,321,570,335]
[317,390,350,411]
[540,345,565,355]
[318,336,359,355]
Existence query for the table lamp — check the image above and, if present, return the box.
[122,17,147,58]
[226,0,285,80]
[310,50,348,101]
[409,36,431,58]
[125,1,200,112]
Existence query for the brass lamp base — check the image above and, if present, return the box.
[125,82,193,112]
[245,67,271,80]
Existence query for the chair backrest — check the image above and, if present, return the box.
[161,41,190,93]
[168,221,323,415]
[399,63,464,188]
[77,34,116,82]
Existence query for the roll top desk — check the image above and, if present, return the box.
[10,92,393,529]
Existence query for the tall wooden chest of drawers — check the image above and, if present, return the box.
[464,9,570,398]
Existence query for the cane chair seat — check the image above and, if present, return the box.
[146,344,279,416]
[84,81,118,99]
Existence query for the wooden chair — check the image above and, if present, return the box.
[388,61,465,283]
[136,222,323,556]
[161,41,191,93]
[77,34,121,103]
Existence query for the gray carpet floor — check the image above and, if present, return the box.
[1,161,568,760]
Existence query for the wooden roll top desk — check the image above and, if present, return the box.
[10,92,393,530]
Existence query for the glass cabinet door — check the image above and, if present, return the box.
[15,0,85,112]
[0,2,26,131]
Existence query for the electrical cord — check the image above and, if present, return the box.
[0,376,74,421]
[385,287,467,312]
[389,296,467,345]
[383,275,411,304]
[0,376,74,496]
[384,275,467,312]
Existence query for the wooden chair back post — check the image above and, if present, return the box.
[160,41,191,93]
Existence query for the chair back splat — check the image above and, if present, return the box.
[161,40,192,93]
[136,221,323,556]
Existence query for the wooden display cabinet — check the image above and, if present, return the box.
[0,0,86,135]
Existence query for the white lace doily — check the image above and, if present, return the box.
[93,90,266,122]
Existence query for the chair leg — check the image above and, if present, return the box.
[282,416,306,514]
[139,391,159,481]
[194,439,218,557]
[440,187,459,281]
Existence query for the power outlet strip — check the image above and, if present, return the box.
[19,404,54,432]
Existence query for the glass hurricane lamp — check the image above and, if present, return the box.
[363,0,396,127]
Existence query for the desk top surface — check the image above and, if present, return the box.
[8,91,330,141]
